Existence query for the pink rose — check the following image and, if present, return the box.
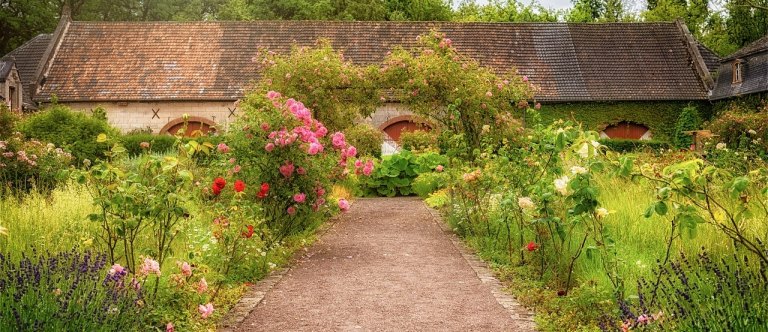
[293,193,306,203]
[198,303,214,319]
[345,146,357,158]
[307,142,322,155]
[297,167,307,175]
[362,160,374,176]
[279,163,295,178]
[436,165,444,172]
[316,187,326,196]
[338,199,350,212]
[197,277,208,294]
[287,206,297,215]
[217,143,230,153]
[265,143,275,152]
[179,262,192,277]
[331,132,346,149]
[260,122,270,131]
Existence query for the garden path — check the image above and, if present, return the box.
[229,197,535,331]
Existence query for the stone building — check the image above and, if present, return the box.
[711,35,768,100]
[5,13,717,143]
[0,61,23,112]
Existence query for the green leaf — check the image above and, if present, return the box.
[644,205,654,218]
[654,201,668,216]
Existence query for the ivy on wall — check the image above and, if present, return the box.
[535,101,712,142]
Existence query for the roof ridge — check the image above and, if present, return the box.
[2,34,51,59]
[67,20,679,26]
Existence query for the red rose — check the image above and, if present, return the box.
[212,182,222,196]
[526,241,538,252]
[256,182,269,199]
[241,225,254,238]
[234,180,245,193]
[213,177,226,189]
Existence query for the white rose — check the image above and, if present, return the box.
[716,142,727,150]
[596,207,609,219]
[570,166,588,175]
[748,129,757,135]
[518,197,535,210]
[554,175,570,196]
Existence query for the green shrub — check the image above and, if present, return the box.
[707,109,768,154]
[673,105,702,148]
[0,105,19,140]
[344,124,382,158]
[412,171,449,197]
[364,150,447,196]
[120,133,179,156]
[17,105,119,163]
[0,132,73,194]
[400,130,439,152]
[598,139,671,153]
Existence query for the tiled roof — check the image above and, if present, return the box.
[696,42,720,73]
[2,34,53,107]
[0,61,10,81]
[710,51,768,100]
[35,21,709,102]
[723,34,768,61]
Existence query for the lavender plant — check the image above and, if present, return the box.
[0,248,147,330]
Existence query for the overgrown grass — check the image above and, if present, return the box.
[448,171,768,331]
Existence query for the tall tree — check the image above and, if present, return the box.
[726,0,768,49]
[453,0,559,22]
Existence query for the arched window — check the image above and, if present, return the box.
[601,122,651,140]
[160,117,217,137]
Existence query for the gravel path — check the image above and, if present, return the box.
[232,197,535,331]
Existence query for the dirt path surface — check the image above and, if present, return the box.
[233,197,534,331]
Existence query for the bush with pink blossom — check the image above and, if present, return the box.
[0,132,73,194]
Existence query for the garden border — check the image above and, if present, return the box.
[217,217,340,331]
[423,204,538,331]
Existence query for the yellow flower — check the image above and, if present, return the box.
[596,207,610,219]
[0,225,7,236]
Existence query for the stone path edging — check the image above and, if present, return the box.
[422,205,537,331]
[217,219,338,331]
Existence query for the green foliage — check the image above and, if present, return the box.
[0,105,19,140]
[673,105,702,148]
[399,130,439,152]
[343,124,382,158]
[0,132,73,195]
[255,40,381,131]
[537,101,711,143]
[120,133,184,156]
[364,150,447,196]
[453,0,559,22]
[17,104,119,163]
[598,138,670,153]
[411,171,449,197]
[379,30,535,157]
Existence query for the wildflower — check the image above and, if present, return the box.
[234,180,245,193]
[554,175,570,195]
[53,288,62,296]
[266,90,281,100]
[198,303,214,319]
[297,166,307,175]
[620,320,631,332]
[257,183,270,198]
[287,206,297,215]
[242,225,254,238]
[179,262,192,277]
[596,207,610,219]
[265,143,275,152]
[517,197,535,210]
[435,165,444,172]
[279,162,295,178]
[166,322,175,332]
[197,278,208,294]
[83,159,92,167]
[293,193,306,203]
[526,241,538,252]
[338,199,350,212]
[716,142,727,150]
[260,122,270,131]
[108,263,125,276]
[570,166,588,175]
[138,258,161,277]
[355,159,363,168]
[217,143,230,153]
[140,142,150,149]
[748,129,757,135]
[534,102,541,110]
[233,165,241,173]
[316,187,326,196]
[345,145,357,158]
[463,170,481,182]
[637,314,650,325]
[486,91,493,97]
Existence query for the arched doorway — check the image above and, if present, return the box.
[601,122,651,140]
[160,117,217,137]
[379,116,430,142]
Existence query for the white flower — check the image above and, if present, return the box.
[570,166,588,175]
[577,140,600,159]
[518,197,535,210]
[556,128,565,134]
[596,207,609,219]
[748,129,758,135]
[554,175,570,195]
[716,142,727,150]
